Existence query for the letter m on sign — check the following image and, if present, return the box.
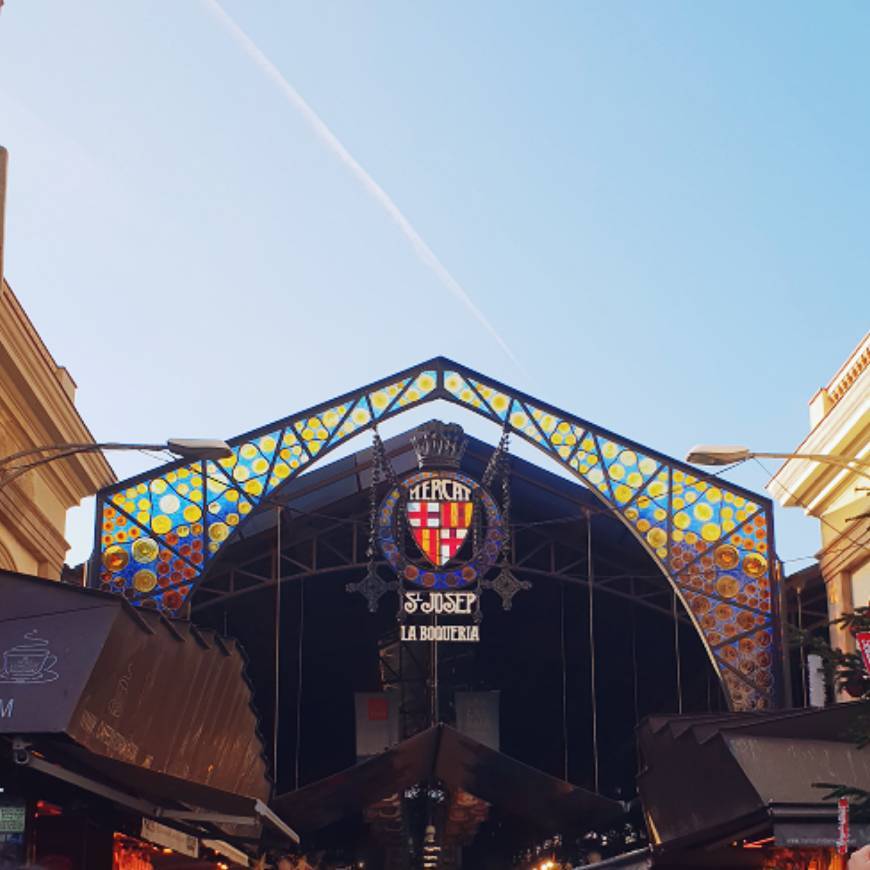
[0,698,13,718]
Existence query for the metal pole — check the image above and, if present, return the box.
[673,592,683,715]
[431,613,439,725]
[586,510,599,794]
[273,507,282,788]
[560,579,569,782]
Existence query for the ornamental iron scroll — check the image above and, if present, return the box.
[91,357,781,712]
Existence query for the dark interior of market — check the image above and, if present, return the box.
[189,426,726,867]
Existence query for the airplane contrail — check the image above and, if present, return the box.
[202,0,520,368]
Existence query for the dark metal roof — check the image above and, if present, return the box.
[0,569,271,806]
[271,724,623,834]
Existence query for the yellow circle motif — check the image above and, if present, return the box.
[152,515,172,535]
[701,522,722,542]
[614,485,632,503]
[418,374,436,392]
[209,522,229,542]
[646,527,667,549]
[233,465,250,482]
[352,408,371,426]
[102,545,129,572]
[648,481,666,498]
[132,537,159,563]
[639,458,657,475]
[274,463,290,479]
[674,511,691,530]
[133,569,157,593]
[371,391,389,410]
[609,464,625,481]
[637,519,651,533]
[244,479,263,496]
[176,525,190,537]
[225,489,239,502]
[183,505,202,523]
[653,508,666,521]
[239,501,252,514]
[602,441,618,459]
[627,472,643,489]
[693,503,713,522]
[226,513,239,526]
[620,450,637,467]
[252,458,269,475]
[625,507,639,521]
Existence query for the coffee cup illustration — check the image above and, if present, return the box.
[0,630,59,684]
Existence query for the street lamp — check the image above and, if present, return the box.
[685,444,870,482]
[0,438,233,489]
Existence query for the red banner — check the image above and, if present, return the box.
[837,797,850,855]
[857,632,870,674]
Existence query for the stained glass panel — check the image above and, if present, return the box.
[93,359,780,711]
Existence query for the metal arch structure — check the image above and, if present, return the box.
[90,357,783,712]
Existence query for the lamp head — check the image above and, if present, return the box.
[685,445,751,466]
[166,438,233,461]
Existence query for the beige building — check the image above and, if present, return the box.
[768,332,870,652]
[0,146,114,578]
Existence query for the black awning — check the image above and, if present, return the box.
[637,703,870,852]
[0,570,271,811]
[271,723,623,833]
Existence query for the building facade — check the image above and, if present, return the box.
[768,332,870,652]
[0,146,114,577]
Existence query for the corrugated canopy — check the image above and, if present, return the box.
[0,570,271,820]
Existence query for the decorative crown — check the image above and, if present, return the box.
[411,421,467,470]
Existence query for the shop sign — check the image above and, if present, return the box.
[349,422,529,642]
[140,818,198,857]
[0,804,26,834]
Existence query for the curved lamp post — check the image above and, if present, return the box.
[0,438,233,490]
[686,444,870,483]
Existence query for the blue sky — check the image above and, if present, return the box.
[1,1,867,567]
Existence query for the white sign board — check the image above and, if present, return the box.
[141,818,198,858]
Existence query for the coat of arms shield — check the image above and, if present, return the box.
[406,475,474,567]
